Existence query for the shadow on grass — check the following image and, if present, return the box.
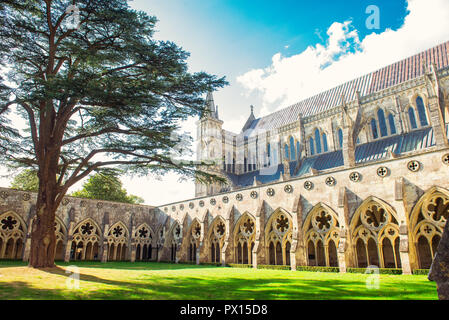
[0,261,438,300]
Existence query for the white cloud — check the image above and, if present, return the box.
[237,0,449,115]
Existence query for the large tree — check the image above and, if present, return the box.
[0,0,226,267]
[10,169,40,192]
[71,172,144,204]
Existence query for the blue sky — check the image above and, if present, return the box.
[1,0,449,206]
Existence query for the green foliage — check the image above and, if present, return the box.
[257,264,291,270]
[295,266,340,273]
[347,267,403,275]
[227,264,253,268]
[413,269,430,275]
[10,169,39,192]
[71,172,144,204]
[0,0,228,200]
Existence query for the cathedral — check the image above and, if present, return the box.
[1,41,449,274]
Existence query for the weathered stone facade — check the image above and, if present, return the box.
[1,41,449,275]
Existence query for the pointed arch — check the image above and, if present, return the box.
[408,107,418,129]
[265,208,293,266]
[415,96,429,127]
[71,218,102,261]
[377,108,388,137]
[350,196,400,268]
[409,186,449,269]
[303,203,340,267]
[0,211,27,260]
[387,113,397,135]
[233,212,256,264]
[107,221,129,261]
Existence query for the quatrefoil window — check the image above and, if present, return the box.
[407,160,420,172]
[325,177,336,186]
[199,200,205,207]
[250,191,258,199]
[180,204,184,210]
[189,202,194,209]
[172,206,176,212]
[284,185,293,193]
[266,188,275,197]
[222,196,229,203]
[81,223,94,235]
[236,194,243,201]
[377,166,389,177]
[210,198,216,205]
[304,181,313,190]
[349,172,360,182]
[442,154,449,165]
[1,216,17,230]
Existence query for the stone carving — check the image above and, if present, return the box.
[429,219,449,300]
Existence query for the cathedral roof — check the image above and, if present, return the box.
[243,41,449,132]
[228,124,447,189]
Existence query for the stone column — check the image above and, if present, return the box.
[426,66,449,147]
[391,177,412,274]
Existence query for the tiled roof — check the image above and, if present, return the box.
[244,41,449,132]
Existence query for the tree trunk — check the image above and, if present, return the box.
[29,202,57,268]
[29,162,60,268]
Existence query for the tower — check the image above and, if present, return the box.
[195,91,225,197]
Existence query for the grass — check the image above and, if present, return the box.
[0,260,438,300]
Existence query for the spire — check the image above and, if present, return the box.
[242,105,256,132]
[203,91,218,119]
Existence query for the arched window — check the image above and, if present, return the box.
[377,109,388,137]
[387,114,396,135]
[289,137,295,160]
[408,107,418,129]
[371,119,379,139]
[267,143,271,166]
[322,133,328,152]
[309,137,315,156]
[416,96,428,127]
[337,128,343,149]
[284,144,289,160]
[314,129,322,154]
[296,141,300,159]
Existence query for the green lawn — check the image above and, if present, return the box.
[0,261,437,300]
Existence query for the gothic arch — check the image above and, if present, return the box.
[71,218,102,261]
[233,212,256,264]
[264,208,292,266]
[107,221,129,261]
[0,211,27,260]
[409,186,449,269]
[207,216,226,263]
[350,197,401,268]
[303,203,340,267]
[54,216,67,260]
[134,223,155,261]
[186,218,201,262]
[166,219,182,262]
